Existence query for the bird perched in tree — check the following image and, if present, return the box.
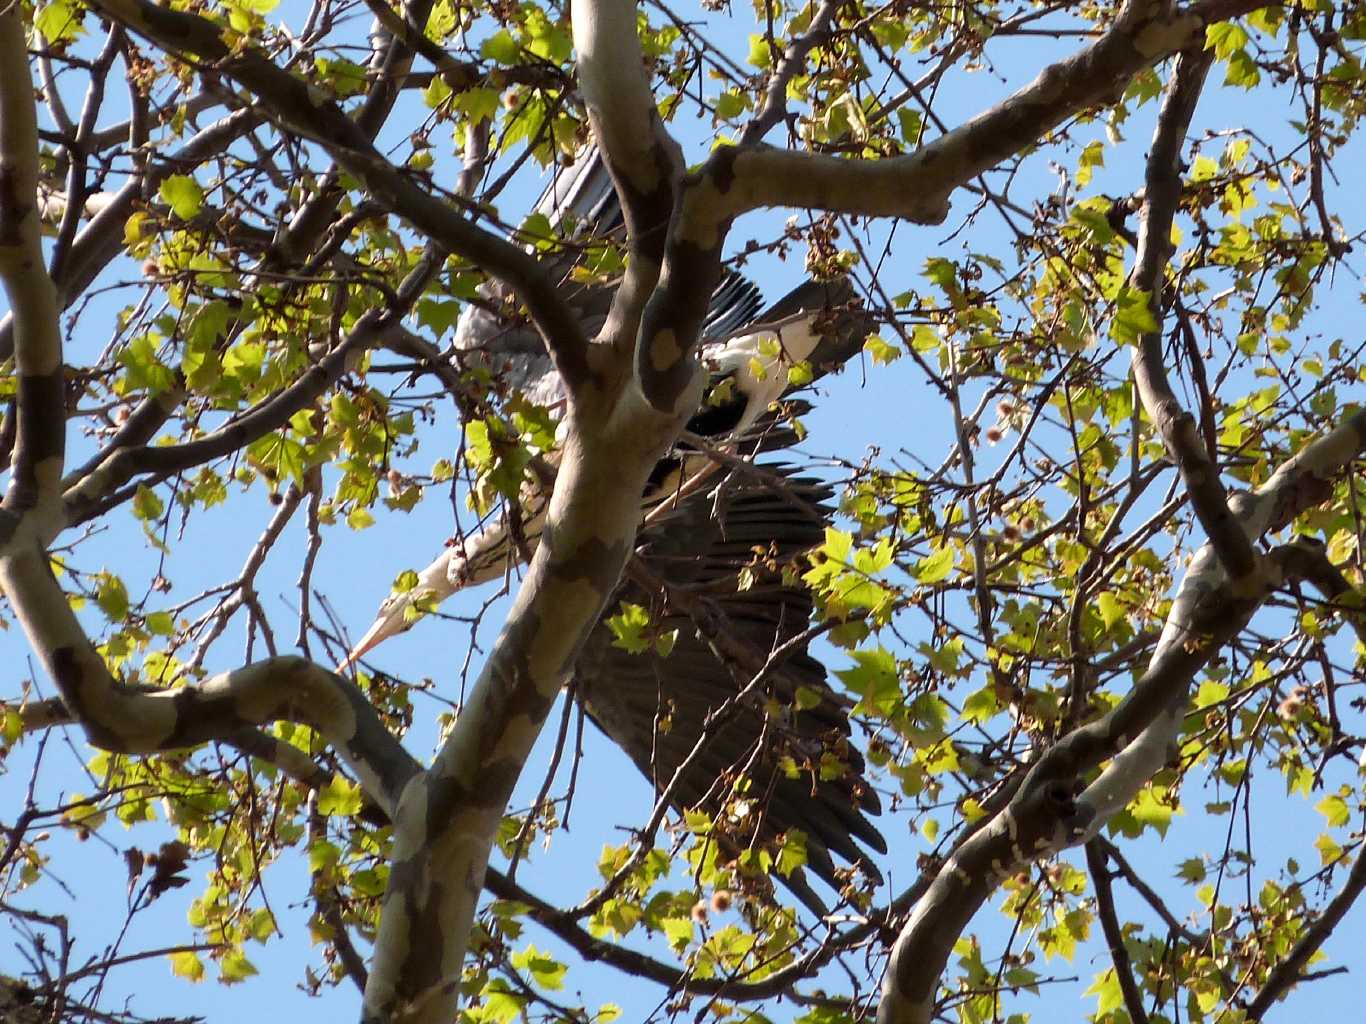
[343,148,883,908]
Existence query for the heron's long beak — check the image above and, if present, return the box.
[336,550,463,671]
[337,606,408,671]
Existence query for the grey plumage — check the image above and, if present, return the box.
[454,148,766,403]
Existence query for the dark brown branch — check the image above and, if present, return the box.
[1246,838,1366,1018]
[1085,840,1151,1024]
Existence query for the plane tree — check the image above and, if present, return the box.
[1,0,1365,1022]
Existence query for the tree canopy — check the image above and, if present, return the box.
[1,0,1365,1023]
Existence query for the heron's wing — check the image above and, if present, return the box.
[455,147,765,373]
[573,466,884,910]
[708,274,874,375]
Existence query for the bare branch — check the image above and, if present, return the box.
[86,0,592,394]
[1247,837,1366,1018]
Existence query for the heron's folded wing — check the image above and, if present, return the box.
[573,467,885,910]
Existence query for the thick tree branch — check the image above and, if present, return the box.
[570,0,676,199]
[0,544,417,812]
[570,0,689,417]
[0,11,66,526]
[0,105,263,363]
[875,400,1366,1023]
[2,26,419,839]
[358,344,697,1024]
[1128,48,1258,585]
[740,0,843,146]
[685,0,1270,235]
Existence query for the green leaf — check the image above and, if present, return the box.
[2,707,23,746]
[247,908,276,943]
[159,175,204,220]
[662,916,694,951]
[477,979,526,1024]
[35,0,85,47]
[835,647,902,716]
[133,485,165,522]
[315,58,367,97]
[714,90,748,120]
[219,949,258,984]
[1075,139,1105,187]
[169,951,205,982]
[1315,793,1350,828]
[1130,786,1177,837]
[747,34,772,68]
[145,611,175,636]
[1206,22,1248,59]
[914,546,954,584]
[96,573,130,622]
[864,335,902,365]
[1110,286,1159,346]
[960,686,999,724]
[683,808,711,835]
[524,8,570,62]
[1083,968,1124,1016]
[1096,591,1123,629]
[606,602,652,655]
[480,29,520,64]
[119,335,176,394]
[417,298,462,337]
[653,629,678,658]
[896,108,922,145]
[510,944,567,990]
[775,829,807,877]
[316,775,362,817]
[308,839,341,873]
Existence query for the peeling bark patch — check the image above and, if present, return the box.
[637,236,724,411]
[49,646,86,709]
[50,646,125,751]
[604,147,675,266]
[648,328,683,372]
[421,772,472,838]
[0,508,19,546]
[708,145,740,194]
[0,166,27,246]
[481,626,555,737]
[475,758,525,808]
[1134,13,1201,56]
[11,370,66,501]
[542,527,630,597]
[336,675,420,797]
[385,859,449,1001]
[16,372,64,459]
[164,685,246,748]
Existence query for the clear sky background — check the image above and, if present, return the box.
[2,6,1364,1023]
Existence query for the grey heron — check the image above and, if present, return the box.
[345,149,884,906]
